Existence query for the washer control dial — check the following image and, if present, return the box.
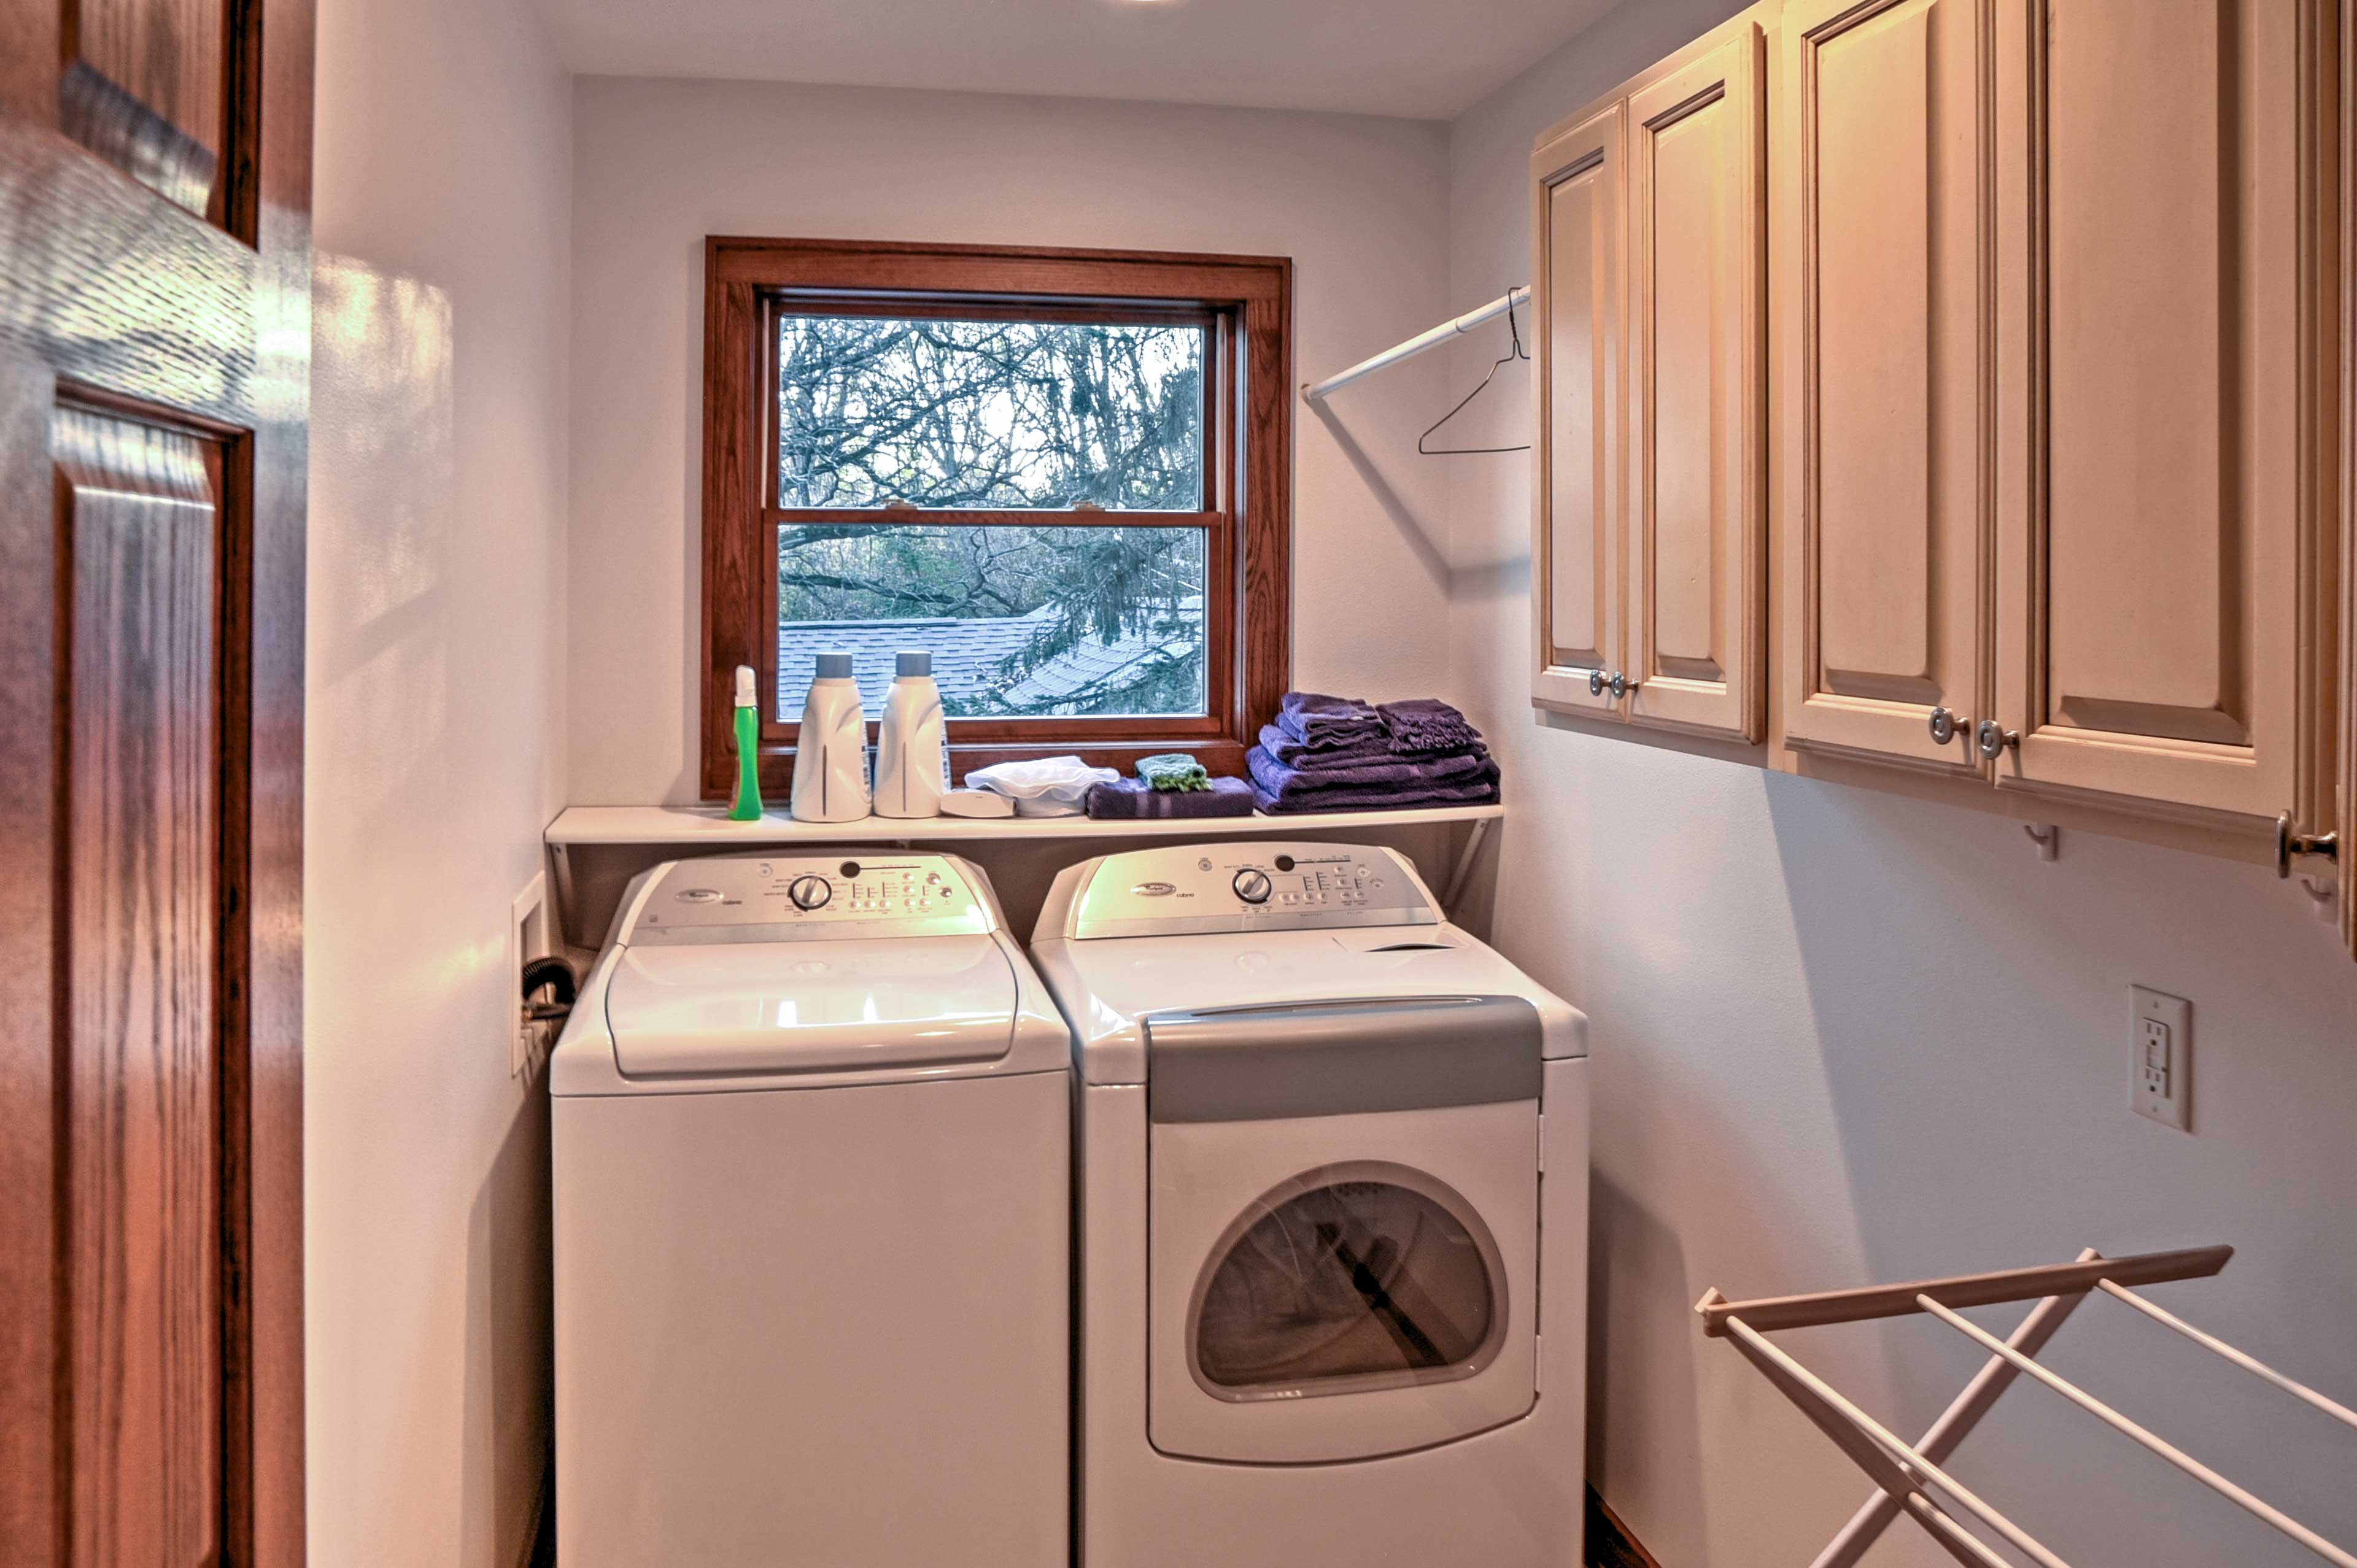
[1232,868,1272,905]
[787,875,832,911]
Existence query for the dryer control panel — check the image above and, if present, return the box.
[1059,843,1439,940]
[627,854,995,945]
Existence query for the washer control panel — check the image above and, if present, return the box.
[1064,843,1437,940]
[628,854,994,944]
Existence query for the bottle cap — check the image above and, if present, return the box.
[815,652,853,679]
[895,650,931,678]
[733,665,757,706]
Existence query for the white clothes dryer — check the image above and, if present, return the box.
[552,851,1069,1568]
[1031,841,1589,1568]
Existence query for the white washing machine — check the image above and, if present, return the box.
[1031,841,1589,1568]
[551,851,1069,1567]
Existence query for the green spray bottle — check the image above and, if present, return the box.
[727,663,764,820]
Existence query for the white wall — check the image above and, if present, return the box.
[1445,6,2357,1565]
[307,0,571,1559]
[565,76,1454,805]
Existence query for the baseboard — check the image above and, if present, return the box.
[1586,1486,1662,1568]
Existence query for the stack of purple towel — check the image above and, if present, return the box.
[1246,693,1500,814]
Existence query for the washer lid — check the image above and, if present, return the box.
[604,936,1018,1077]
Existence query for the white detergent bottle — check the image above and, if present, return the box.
[873,650,948,819]
[789,651,871,823]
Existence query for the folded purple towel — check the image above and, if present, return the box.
[1378,698,1482,754]
[1276,691,1384,749]
[1250,774,1502,815]
[1245,746,1501,814]
[1086,775,1256,820]
[1256,723,1400,769]
[1257,722,1486,770]
[1248,745,1493,795]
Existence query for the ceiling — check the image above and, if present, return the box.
[541,0,1620,121]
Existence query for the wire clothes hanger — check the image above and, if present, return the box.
[1417,293,1532,456]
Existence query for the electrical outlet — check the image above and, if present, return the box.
[512,873,551,1078]
[2131,984,2191,1132]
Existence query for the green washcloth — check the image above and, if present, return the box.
[1137,752,1209,792]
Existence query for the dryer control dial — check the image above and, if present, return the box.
[1231,868,1272,905]
[787,875,832,911]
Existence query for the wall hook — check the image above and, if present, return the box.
[2022,822,2059,862]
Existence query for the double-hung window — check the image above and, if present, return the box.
[700,237,1292,799]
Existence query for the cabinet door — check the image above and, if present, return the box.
[1625,23,1768,741]
[1531,104,1627,717]
[1994,0,2334,828]
[1779,0,1993,775]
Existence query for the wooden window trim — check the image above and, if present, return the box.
[700,236,1292,801]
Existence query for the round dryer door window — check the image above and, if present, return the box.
[1190,1162,1506,1401]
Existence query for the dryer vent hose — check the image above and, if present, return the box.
[522,953,578,1028]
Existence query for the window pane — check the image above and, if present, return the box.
[777,314,1206,509]
[776,523,1207,720]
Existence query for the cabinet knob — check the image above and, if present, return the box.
[1610,671,1639,700]
[1976,721,2021,759]
[2275,811,2341,879]
[1928,707,1962,746]
[1588,669,1608,697]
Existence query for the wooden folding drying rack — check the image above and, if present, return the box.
[1698,1246,2357,1567]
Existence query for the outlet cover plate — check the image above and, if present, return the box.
[2131,984,2191,1132]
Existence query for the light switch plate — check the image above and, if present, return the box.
[2131,985,2191,1132]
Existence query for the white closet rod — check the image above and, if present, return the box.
[1300,286,1530,403]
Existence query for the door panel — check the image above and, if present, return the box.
[1995,0,2331,825]
[1627,25,1767,740]
[1148,1105,1538,1466]
[1531,104,1625,716]
[1781,0,1993,773]
[0,0,311,1556]
[58,0,234,223]
[56,405,225,1567]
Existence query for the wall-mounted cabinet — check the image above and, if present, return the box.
[1531,15,1768,743]
[1533,0,2354,949]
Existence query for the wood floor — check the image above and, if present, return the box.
[1587,1487,1662,1568]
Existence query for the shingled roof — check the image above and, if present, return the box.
[776,599,1201,719]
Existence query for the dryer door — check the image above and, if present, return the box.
[1148,1099,1539,1464]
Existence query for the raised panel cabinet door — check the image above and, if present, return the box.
[1779,0,1995,775]
[1994,0,2336,830]
[1531,101,1627,716]
[1626,21,1769,741]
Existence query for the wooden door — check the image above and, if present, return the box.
[1994,0,2336,830]
[1779,0,1995,776]
[2342,0,2356,962]
[1531,102,1627,717]
[1625,21,1768,741]
[0,1,311,1562]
